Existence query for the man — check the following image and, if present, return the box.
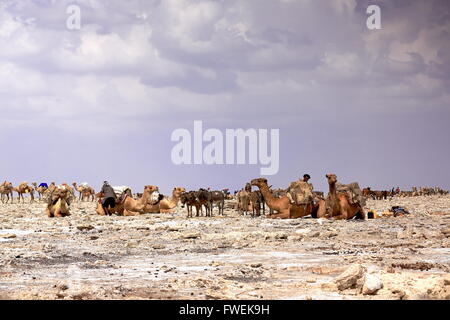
[100,181,117,216]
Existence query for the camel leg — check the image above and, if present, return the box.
[123,209,138,216]
[266,209,290,219]
[314,200,327,218]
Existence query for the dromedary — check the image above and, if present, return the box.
[251,178,326,219]
[32,182,49,201]
[14,182,35,203]
[72,183,95,202]
[325,174,366,220]
[0,181,14,204]
[45,187,71,218]
[96,185,158,216]
[237,189,251,215]
[144,187,185,214]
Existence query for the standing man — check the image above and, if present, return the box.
[101,181,117,216]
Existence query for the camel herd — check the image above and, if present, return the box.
[1,176,448,220]
[363,186,448,200]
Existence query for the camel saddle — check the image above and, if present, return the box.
[287,181,314,205]
[336,182,366,207]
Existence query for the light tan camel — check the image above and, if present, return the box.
[251,178,325,219]
[45,187,71,218]
[237,189,251,215]
[0,181,14,204]
[325,174,366,220]
[14,182,35,203]
[143,187,185,213]
[72,183,95,202]
[96,185,158,216]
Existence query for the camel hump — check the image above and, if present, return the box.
[288,181,313,205]
[336,182,366,207]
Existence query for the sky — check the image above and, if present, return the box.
[0,0,449,194]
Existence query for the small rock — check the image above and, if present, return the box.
[250,263,262,268]
[362,274,383,295]
[287,235,302,241]
[334,264,366,291]
[309,231,320,237]
[182,232,201,239]
[77,225,94,231]
[295,228,311,236]
[0,234,16,239]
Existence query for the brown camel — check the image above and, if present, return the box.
[14,182,35,203]
[45,187,71,218]
[32,182,48,201]
[72,183,95,202]
[144,187,185,214]
[325,174,366,220]
[250,178,326,219]
[0,181,14,204]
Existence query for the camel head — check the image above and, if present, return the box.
[144,185,159,194]
[3,181,13,188]
[250,178,268,188]
[173,187,186,196]
[326,174,337,184]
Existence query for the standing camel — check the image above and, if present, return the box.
[0,181,14,204]
[72,183,95,202]
[14,182,35,203]
[32,182,49,201]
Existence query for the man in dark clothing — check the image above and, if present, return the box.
[101,181,117,216]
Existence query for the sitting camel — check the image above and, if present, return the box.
[0,181,14,204]
[14,182,35,203]
[143,187,185,214]
[45,186,71,218]
[325,174,366,220]
[96,185,158,216]
[251,178,326,219]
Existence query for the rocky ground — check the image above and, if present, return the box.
[0,195,449,300]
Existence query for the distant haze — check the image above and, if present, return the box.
[0,0,449,194]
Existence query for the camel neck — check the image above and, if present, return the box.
[258,183,275,201]
[329,181,337,195]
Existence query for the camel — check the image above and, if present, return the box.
[249,191,263,217]
[143,187,185,214]
[96,185,158,216]
[325,174,366,220]
[72,183,95,202]
[236,189,251,215]
[14,182,35,203]
[32,182,49,201]
[45,187,71,218]
[250,178,326,219]
[0,181,14,204]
